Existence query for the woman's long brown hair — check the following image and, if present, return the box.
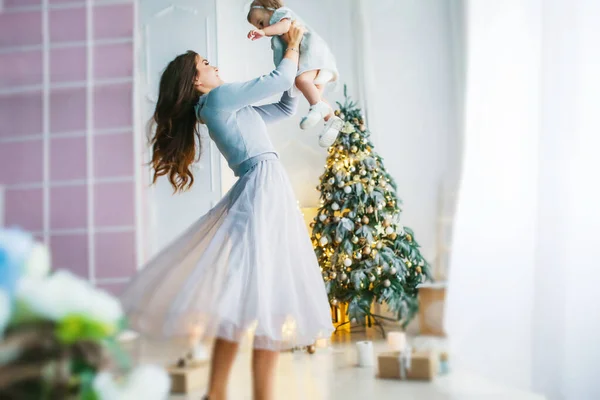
[150,50,201,193]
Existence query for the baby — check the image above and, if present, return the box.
[247,0,343,148]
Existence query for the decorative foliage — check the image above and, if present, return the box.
[311,87,432,326]
[0,228,170,399]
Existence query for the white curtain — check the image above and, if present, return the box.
[445,0,600,399]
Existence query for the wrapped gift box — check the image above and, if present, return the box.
[167,360,209,394]
[378,350,438,381]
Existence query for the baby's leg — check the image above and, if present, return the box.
[295,71,320,105]
[316,84,333,122]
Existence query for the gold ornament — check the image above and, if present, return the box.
[362,216,369,224]
[406,234,413,242]
[334,110,341,116]
[331,298,339,306]
[387,201,394,207]
[353,118,359,124]
[383,219,391,227]
[366,206,374,214]
[307,345,316,354]
[363,246,372,255]
[351,146,358,153]
[359,124,366,132]
[352,133,360,140]
[389,232,398,240]
[407,261,413,267]
[416,266,422,274]
[329,271,337,279]
[309,222,315,228]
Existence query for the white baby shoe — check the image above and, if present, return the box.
[318,116,343,148]
[300,101,331,130]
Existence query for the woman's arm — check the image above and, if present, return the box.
[253,91,299,124]
[211,22,304,111]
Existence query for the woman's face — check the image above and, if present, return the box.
[195,56,222,93]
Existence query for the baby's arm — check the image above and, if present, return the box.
[263,19,291,36]
[248,19,291,40]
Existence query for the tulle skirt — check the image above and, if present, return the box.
[121,156,333,351]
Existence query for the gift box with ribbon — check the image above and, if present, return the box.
[377,348,438,380]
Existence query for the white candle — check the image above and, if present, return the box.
[387,331,407,352]
[356,341,375,367]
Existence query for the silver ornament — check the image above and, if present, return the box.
[331,298,339,306]
[333,216,341,223]
[344,258,352,267]
[338,145,344,152]
[337,181,345,188]
[369,274,376,282]
[390,267,397,274]
[331,202,340,211]
[326,193,333,200]
[352,236,359,244]
[350,166,356,172]
[376,242,383,249]
[360,169,367,176]
[344,186,352,194]
[385,226,394,235]
[319,214,327,222]
[319,236,329,246]
[328,177,335,185]
[383,279,391,288]
[340,272,348,281]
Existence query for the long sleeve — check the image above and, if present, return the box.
[253,91,299,124]
[208,58,297,112]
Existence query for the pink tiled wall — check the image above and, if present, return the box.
[0,1,136,296]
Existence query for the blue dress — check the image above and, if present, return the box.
[270,7,339,88]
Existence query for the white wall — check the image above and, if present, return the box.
[217,0,363,206]
[364,0,461,260]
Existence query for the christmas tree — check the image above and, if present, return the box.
[310,87,432,328]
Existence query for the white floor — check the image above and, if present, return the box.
[124,335,546,400]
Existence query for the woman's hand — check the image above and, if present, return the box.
[247,29,265,41]
[286,21,306,47]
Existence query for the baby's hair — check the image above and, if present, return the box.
[247,0,284,22]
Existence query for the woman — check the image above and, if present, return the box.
[120,23,333,400]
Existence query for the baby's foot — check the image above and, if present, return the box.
[300,101,331,130]
[318,115,343,148]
